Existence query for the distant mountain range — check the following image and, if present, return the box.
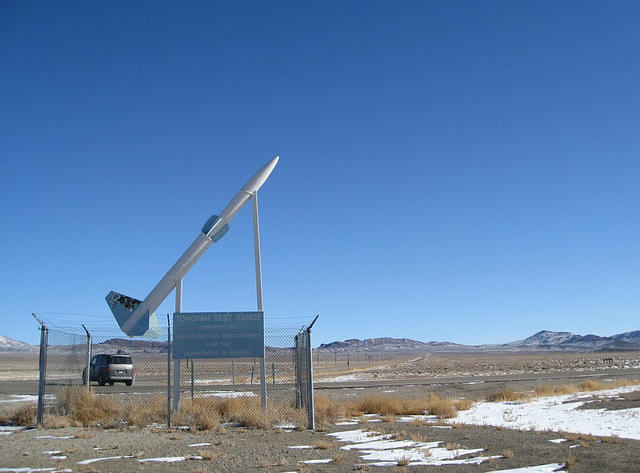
[318,330,640,353]
[2,330,640,353]
[0,334,33,351]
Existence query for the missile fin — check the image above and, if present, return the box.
[106,291,150,336]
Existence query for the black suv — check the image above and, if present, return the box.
[82,353,135,386]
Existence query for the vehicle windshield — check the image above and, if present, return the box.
[110,356,132,364]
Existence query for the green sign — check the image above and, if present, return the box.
[173,311,264,359]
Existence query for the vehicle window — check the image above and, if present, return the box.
[111,356,132,364]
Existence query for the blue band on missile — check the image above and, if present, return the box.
[202,214,229,242]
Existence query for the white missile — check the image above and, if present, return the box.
[107,156,279,336]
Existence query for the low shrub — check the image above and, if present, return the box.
[58,387,121,426]
[11,403,37,426]
[125,394,167,427]
[487,389,520,402]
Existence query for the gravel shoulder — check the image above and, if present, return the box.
[2,420,640,473]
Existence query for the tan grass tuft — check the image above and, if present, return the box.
[455,398,474,411]
[565,449,578,469]
[487,388,520,402]
[534,384,555,397]
[58,387,121,426]
[11,403,37,426]
[42,413,72,428]
[424,392,458,419]
[578,380,605,392]
[125,395,167,427]
[314,393,344,422]
[553,384,577,395]
[351,394,402,416]
[313,439,336,450]
[175,398,220,431]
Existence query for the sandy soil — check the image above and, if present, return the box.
[2,419,640,472]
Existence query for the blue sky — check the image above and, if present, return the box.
[2,1,639,346]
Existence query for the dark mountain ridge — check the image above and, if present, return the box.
[319,330,640,353]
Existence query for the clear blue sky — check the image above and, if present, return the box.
[2,1,639,346]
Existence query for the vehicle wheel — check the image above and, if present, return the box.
[98,374,106,386]
[109,380,114,386]
[125,380,132,386]
[82,370,87,385]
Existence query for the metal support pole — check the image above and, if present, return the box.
[252,194,267,411]
[82,325,92,388]
[173,278,182,412]
[33,314,48,427]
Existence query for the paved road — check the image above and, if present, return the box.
[315,367,640,400]
[315,367,640,390]
[2,367,639,399]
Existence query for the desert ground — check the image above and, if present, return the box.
[1,351,639,472]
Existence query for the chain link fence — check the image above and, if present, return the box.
[34,314,316,429]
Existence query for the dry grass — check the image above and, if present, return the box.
[174,398,221,431]
[125,394,167,427]
[490,378,639,403]
[455,398,474,411]
[45,389,305,430]
[34,377,638,433]
[9,403,37,426]
[346,392,461,419]
[565,449,578,469]
[58,387,121,426]
[533,384,555,397]
[502,449,514,459]
[314,393,345,421]
[197,449,216,460]
[313,439,336,450]
[487,388,522,402]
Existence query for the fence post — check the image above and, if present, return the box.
[82,325,92,388]
[306,315,318,430]
[191,360,194,399]
[33,314,48,427]
[295,333,302,408]
[167,314,171,428]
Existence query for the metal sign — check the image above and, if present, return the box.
[173,311,264,359]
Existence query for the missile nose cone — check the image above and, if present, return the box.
[247,156,279,193]
[206,156,279,238]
